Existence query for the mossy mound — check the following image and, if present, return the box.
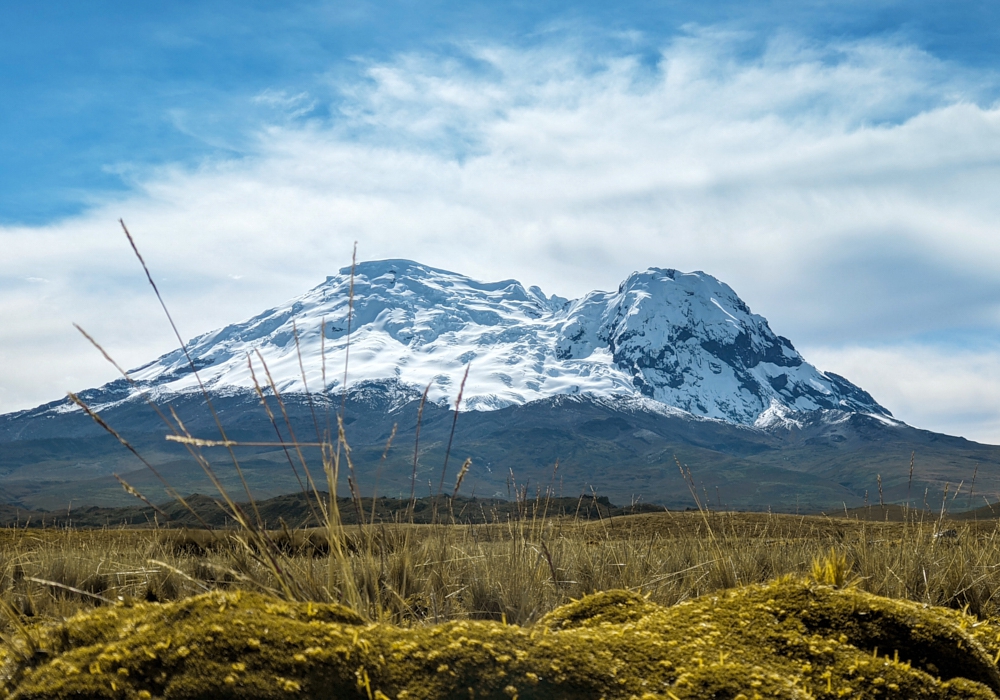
[4,578,1000,699]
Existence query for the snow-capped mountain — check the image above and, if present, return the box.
[11,259,1000,514]
[111,259,888,427]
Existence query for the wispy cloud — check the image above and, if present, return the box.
[806,343,1000,444]
[2,29,1000,441]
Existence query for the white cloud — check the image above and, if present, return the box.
[805,344,1000,445]
[252,89,318,119]
[2,29,1000,442]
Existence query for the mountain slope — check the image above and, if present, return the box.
[0,390,995,513]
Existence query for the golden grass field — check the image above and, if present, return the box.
[0,507,998,624]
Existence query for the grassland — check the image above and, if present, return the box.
[3,510,1000,697]
[0,509,999,626]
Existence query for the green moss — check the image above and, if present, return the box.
[3,579,1000,699]
[537,589,661,630]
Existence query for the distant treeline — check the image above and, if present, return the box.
[0,492,665,529]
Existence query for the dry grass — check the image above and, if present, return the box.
[2,509,1000,636]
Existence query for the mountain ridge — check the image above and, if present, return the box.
[44,259,890,428]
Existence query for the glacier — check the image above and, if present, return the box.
[111,259,890,427]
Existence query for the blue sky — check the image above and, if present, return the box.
[6,1,998,224]
[3,1,1000,441]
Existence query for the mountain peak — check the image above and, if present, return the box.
[102,260,889,425]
